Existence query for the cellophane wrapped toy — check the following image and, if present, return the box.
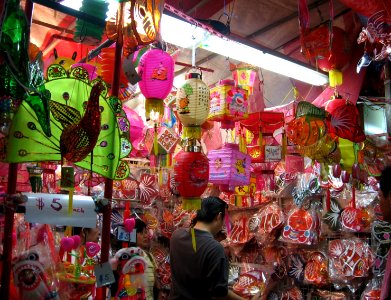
[111,247,147,300]
[328,238,374,285]
[11,224,61,300]
[248,202,284,246]
[360,278,382,300]
[232,264,268,299]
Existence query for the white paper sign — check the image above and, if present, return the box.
[117,226,137,243]
[264,145,282,161]
[94,262,116,287]
[24,193,97,228]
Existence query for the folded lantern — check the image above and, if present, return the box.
[208,79,248,129]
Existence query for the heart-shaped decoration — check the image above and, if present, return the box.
[124,217,136,232]
[71,235,81,249]
[61,237,75,252]
[85,242,101,257]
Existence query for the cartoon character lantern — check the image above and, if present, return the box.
[138,48,174,120]
[176,70,209,141]
[208,79,248,129]
[208,143,251,191]
[174,144,209,210]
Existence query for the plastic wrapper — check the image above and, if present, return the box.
[262,246,287,280]
[280,286,303,300]
[150,245,171,291]
[291,172,321,207]
[280,207,320,245]
[340,207,371,233]
[313,289,349,299]
[371,221,391,276]
[231,263,269,299]
[360,278,382,300]
[328,238,374,283]
[226,210,253,256]
[248,202,284,246]
[303,251,329,286]
[287,253,306,284]
[11,224,61,300]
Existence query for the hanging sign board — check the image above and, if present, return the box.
[24,193,97,228]
[264,145,282,161]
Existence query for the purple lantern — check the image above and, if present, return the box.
[208,143,251,190]
[138,48,174,120]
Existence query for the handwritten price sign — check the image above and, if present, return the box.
[24,193,97,227]
[264,145,282,161]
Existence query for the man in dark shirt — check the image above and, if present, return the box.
[169,196,258,300]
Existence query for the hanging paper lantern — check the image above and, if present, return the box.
[208,143,251,191]
[208,79,248,129]
[73,0,108,45]
[324,96,366,143]
[138,48,174,120]
[105,0,163,56]
[231,63,257,95]
[176,70,210,140]
[174,147,209,210]
[301,25,350,87]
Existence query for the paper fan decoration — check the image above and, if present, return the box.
[138,174,158,205]
[4,64,131,180]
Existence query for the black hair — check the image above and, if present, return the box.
[192,196,228,225]
[134,218,147,233]
[380,165,391,198]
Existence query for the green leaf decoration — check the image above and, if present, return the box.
[4,65,130,180]
[49,100,82,128]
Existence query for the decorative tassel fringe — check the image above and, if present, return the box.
[182,197,201,211]
[146,98,164,120]
[329,69,343,87]
[153,124,159,156]
[182,126,201,140]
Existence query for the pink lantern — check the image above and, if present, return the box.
[138,48,174,120]
[208,79,248,129]
[231,63,257,95]
[208,143,251,190]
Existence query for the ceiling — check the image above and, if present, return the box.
[12,0,387,110]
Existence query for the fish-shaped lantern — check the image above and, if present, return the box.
[50,81,105,162]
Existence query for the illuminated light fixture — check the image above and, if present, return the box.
[161,14,329,86]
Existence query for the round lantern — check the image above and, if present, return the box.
[301,25,350,87]
[175,70,209,140]
[138,48,174,120]
[174,145,209,210]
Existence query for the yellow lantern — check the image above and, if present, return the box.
[175,70,209,141]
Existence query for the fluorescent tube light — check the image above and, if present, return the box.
[161,14,329,86]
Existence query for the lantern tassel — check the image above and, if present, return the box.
[146,98,164,121]
[182,197,201,211]
[329,69,343,87]
[182,126,202,140]
[282,131,287,160]
[153,124,159,156]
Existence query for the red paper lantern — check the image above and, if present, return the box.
[138,48,174,120]
[174,148,209,210]
[302,25,350,72]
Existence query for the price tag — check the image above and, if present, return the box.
[24,193,97,227]
[264,145,282,161]
[117,225,137,243]
[94,262,115,288]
